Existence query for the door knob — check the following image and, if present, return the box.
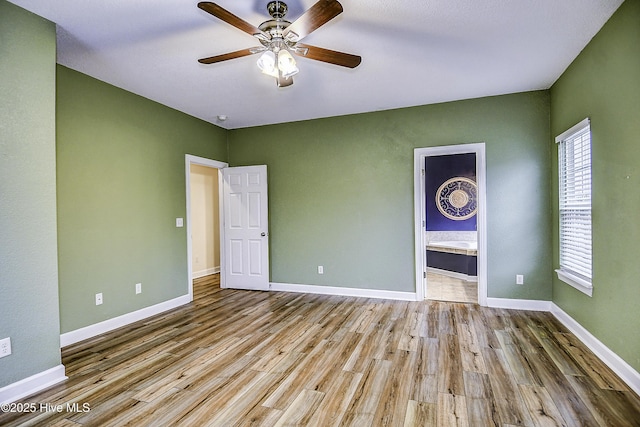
[261,232,266,237]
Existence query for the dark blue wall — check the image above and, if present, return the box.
[425,153,477,231]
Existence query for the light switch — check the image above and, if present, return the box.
[176,218,184,227]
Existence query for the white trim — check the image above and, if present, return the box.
[551,303,640,396]
[555,117,590,143]
[555,269,593,297]
[185,154,228,300]
[60,295,190,347]
[476,146,488,307]
[270,282,418,301]
[486,297,552,311]
[0,365,67,404]
[414,143,487,305]
[193,267,220,279]
[414,151,427,301]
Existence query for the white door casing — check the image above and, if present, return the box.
[222,165,269,291]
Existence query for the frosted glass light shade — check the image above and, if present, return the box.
[257,51,278,78]
[277,50,298,78]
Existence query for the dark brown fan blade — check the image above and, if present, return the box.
[198,48,257,64]
[283,0,343,41]
[294,44,361,68]
[198,2,268,38]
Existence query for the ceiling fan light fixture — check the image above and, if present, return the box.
[197,0,361,87]
[277,49,299,78]
[257,50,279,77]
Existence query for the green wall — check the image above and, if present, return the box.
[56,66,227,333]
[0,1,61,387]
[551,0,640,372]
[229,91,553,299]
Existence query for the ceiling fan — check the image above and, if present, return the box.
[197,0,362,87]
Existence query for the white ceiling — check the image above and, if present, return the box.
[9,0,623,129]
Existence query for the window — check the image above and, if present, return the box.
[555,118,592,296]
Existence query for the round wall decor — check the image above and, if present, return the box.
[436,177,478,220]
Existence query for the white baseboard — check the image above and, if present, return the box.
[486,297,552,311]
[270,282,418,301]
[193,267,220,279]
[60,294,191,347]
[551,303,640,396]
[0,365,67,404]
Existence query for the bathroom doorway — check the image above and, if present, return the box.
[425,153,477,303]
[413,144,487,305]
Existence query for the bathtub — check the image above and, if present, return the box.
[426,240,477,278]
[427,240,477,252]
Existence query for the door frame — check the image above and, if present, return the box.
[185,154,228,301]
[413,143,487,305]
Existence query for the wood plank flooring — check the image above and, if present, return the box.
[2,274,639,426]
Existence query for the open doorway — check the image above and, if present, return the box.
[414,144,487,305]
[185,155,228,301]
[425,153,477,303]
[190,163,220,279]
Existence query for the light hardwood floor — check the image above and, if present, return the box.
[2,274,639,426]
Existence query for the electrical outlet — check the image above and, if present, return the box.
[0,337,11,358]
[136,283,142,294]
[516,274,524,285]
[95,293,103,305]
[318,265,324,274]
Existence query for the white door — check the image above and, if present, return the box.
[222,165,269,291]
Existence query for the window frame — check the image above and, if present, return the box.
[555,118,593,297]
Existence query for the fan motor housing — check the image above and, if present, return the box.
[267,1,288,19]
[259,19,291,37]
[259,0,292,45]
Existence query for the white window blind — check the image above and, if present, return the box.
[556,118,592,295]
